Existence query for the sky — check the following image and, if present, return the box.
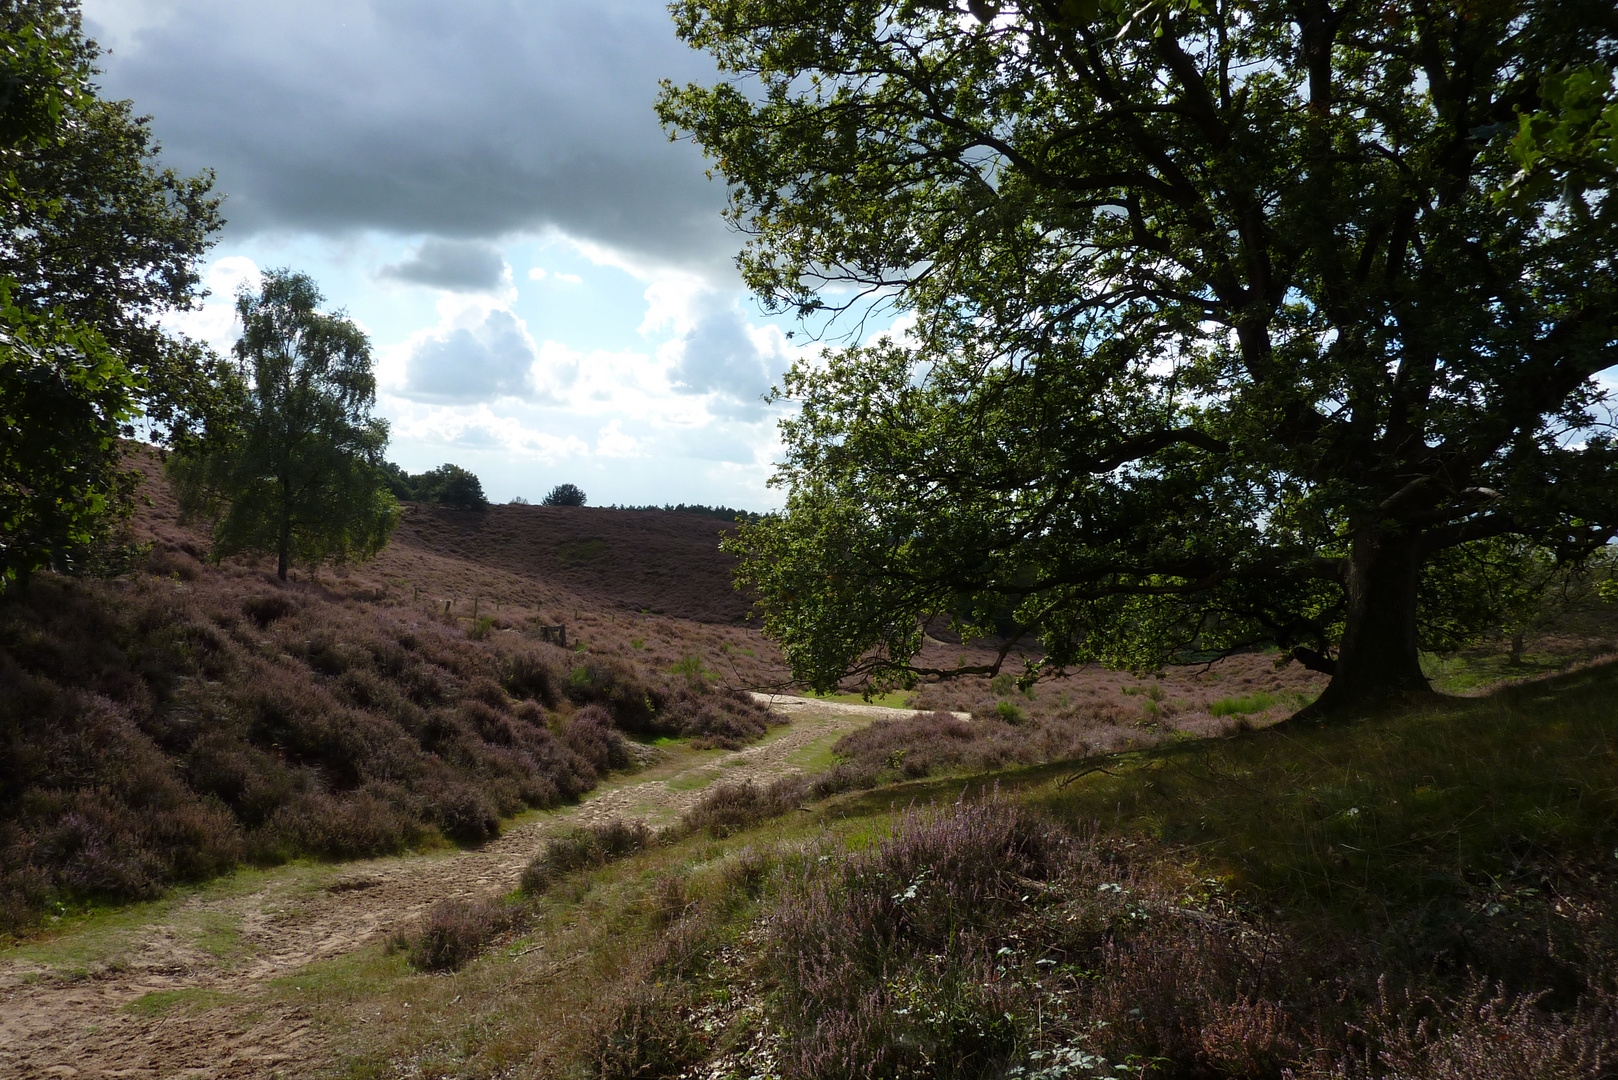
[80,0,871,509]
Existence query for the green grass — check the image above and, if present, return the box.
[126,987,236,1017]
[784,729,851,773]
[803,689,915,709]
[1208,690,1279,715]
[1028,661,1618,922]
[5,861,337,975]
[667,768,722,792]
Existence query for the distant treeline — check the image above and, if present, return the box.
[383,462,489,509]
[608,503,765,523]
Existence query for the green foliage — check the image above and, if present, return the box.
[666,0,1618,714]
[1502,65,1618,209]
[542,482,587,507]
[670,654,710,683]
[0,1,222,590]
[382,461,489,508]
[608,501,762,523]
[0,291,140,588]
[0,91,224,441]
[1208,692,1277,718]
[411,463,488,509]
[169,270,398,579]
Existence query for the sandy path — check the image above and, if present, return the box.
[0,702,908,1079]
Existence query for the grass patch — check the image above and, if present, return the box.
[1208,690,1279,715]
[666,768,722,792]
[126,987,235,1017]
[784,730,849,773]
[1029,661,1618,929]
[803,689,914,709]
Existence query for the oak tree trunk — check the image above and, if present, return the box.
[1297,525,1432,721]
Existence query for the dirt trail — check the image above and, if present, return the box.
[0,702,906,1079]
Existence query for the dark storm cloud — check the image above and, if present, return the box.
[83,0,736,272]
[670,296,781,419]
[403,308,538,403]
[380,239,508,292]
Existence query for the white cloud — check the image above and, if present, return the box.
[399,305,544,404]
[161,254,261,353]
[387,404,591,462]
[595,420,642,458]
[665,293,798,419]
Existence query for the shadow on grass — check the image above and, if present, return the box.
[830,662,1618,941]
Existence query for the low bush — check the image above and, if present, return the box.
[757,798,1618,1080]
[0,561,768,931]
[405,895,523,972]
[591,982,708,1080]
[521,818,656,895]
[562,704,634,773]
[682,775,814,837]
[658,685,776,749]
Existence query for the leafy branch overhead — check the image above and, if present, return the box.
[660,0,1618,717]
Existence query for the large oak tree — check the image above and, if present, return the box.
[659,0,1618,717]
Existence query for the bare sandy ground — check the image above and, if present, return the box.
[0,701,903,1079]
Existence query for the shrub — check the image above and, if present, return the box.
[755,799,1332,1080]
[1300,980,1618,1079]
[590,983,706,1080]
[993,699,1025,724]
[501,648,562,707]
[242,592,299,627]
[406,895,521,972]
[659,685,775,749]
[562,705,633,773]
[520,818,655,895]
[682,775,812,838]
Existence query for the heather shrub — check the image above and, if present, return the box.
[831,710,1037,782]
[520,818,656,894]
[406,895,524,972]
[241,592,299,627]
[422,779,500,844]
[0,568,683,929]
[682,775,813,837]
[560,655,662,730]
[562,704,633,772]
[262,788,422,859]
[659,684,776,748]
[591,982,708,1080]
[763,799,1330,1080]
[766,800,1065,1079]
[1300,980,1618,1080]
